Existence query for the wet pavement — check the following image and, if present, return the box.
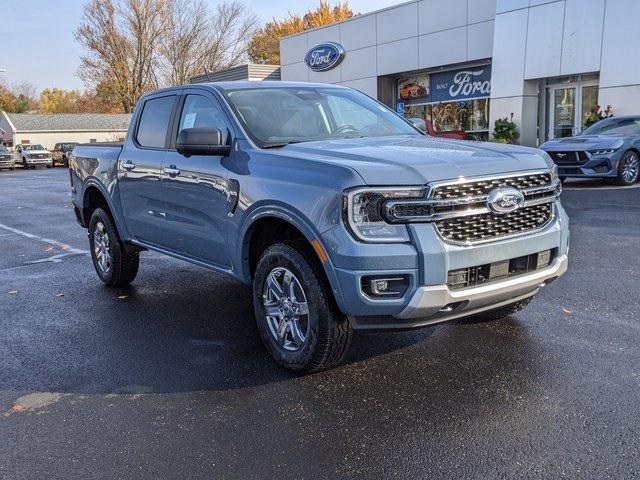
[1,169,639,479]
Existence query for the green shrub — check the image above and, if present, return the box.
[492,114,519,144]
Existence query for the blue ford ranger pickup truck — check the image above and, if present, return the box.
[69,82,569,372]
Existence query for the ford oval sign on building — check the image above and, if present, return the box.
[304,43,345,72]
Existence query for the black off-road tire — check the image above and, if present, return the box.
[253,241,352,372]
[88,208,139,287]
[463,297,533,323]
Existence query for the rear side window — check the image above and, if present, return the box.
[136,95,176,148]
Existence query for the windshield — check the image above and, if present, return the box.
[223,86,419,147]
[60,143,78,150]
[582,117,640,136]
[0,146,7,152]
[23,144,45,150]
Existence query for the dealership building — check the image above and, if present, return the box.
[279,0,640,146]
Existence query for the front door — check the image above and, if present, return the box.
[550,87,577,139]
[118,93,178,244]
[547,77,600,140]
[161,92,233,268]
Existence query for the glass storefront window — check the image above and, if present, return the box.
[581,85,599,130]
[396,68,491,140]
[424,99,489,135]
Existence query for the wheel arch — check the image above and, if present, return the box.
[238,207,346,313]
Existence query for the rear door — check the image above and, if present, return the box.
[118,92,179,245]
[160,90,234,268]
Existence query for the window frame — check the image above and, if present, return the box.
[134,93,179,151]
[167,88,235,152]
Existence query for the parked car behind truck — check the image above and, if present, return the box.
[15,144,52,169]
[52,142,79,167]
[0,145,15,170]
[541,115,640,185]
[69,82,569,372]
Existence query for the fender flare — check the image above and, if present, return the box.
[237,204,347,313]
[81,178,132,241]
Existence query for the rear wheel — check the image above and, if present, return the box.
[617,150,639,186]
[88,208,139,287]
[253,241,352,372]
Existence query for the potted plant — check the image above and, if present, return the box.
[584,104,613,128]
[492,114,520,144]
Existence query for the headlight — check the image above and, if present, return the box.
[549,163,559,183]
[343,187,425,243]
[590,148,618,156]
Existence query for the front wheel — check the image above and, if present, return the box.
[617,150,640,186]
[88,208,139,287]
[253,242,352,372]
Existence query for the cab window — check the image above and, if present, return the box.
[178,94,230,143]
[136,95,177,148]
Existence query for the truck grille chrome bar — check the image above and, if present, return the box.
[382,170,559,244]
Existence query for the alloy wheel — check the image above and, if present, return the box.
[262,267,310,352]
[622,153,639,184]
[93,221,112,274]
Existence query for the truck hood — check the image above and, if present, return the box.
[541,134,627,151]
[281,135,551,185]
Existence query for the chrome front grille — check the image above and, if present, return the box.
[431,173,552,199]
[383,170,560,245]
[436,204,553,244]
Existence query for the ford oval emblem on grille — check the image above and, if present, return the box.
[304,42,345,72]
[486,187,525,214]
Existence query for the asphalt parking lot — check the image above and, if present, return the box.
[1,168,639,479]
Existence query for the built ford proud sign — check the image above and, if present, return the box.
[430,66,492,103]
[304,42,345,72]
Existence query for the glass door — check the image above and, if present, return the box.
[546,75,599,140]
[549,87,577,139]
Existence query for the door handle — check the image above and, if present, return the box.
[122,160,136,171]
[163,166,181,177]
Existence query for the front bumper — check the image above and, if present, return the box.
[322,201,569,329]
[550,153,621,178]
[24,157,53,165]
[395,254,567,322]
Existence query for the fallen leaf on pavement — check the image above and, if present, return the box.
[117,295,129,300]
[8,291,18,295]
[61,245,70,251]
[56,293,65,298]
[562,307,572,314]
[46,246,54,252]
[10,404,25,413]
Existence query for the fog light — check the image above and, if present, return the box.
[374,280,389,292]
[361,275,410,298]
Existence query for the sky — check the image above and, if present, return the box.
[0,0,402,92]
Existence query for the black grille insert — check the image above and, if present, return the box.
[447,249,554,290]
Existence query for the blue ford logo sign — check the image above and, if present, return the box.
[487,188,525,214]
[304,42,345,72]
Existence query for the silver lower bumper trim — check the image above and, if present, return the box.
[395,255,568,320]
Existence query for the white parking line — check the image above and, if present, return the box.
[0,222,87,255]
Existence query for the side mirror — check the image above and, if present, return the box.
[176,127,231,156]
[408,118,427,132]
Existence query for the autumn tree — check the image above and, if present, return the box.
[158,0,257,85]
[39,88,81,113]
[248,1,353,65]
[76,0,172,113]
[0,80,39,113]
